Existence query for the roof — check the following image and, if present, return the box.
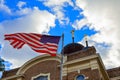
[1,55,120,79]
[1,54,61,79]
[62,43,84,55]
[2,66,120,79]
[107,67,120,78]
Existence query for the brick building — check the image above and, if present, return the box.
[1,43,120,80]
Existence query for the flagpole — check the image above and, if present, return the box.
[60,33,64,80]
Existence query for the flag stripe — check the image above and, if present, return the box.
[13,41,21,48]
[27,33,41,40]
[46,43,58,48]
[31,45,58,52]
[18,33,43,46]
[32,48,57,55]
[4,33,60,56]
[17,42,25,49]
[16,33,43,48]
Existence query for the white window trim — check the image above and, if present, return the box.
[31,73,50,80]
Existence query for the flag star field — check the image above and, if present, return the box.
[0,0,120,70]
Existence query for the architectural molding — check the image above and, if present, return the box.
[16,54,61,75]
[31,73,50,80]
[63,54,98,66]
[110,76,120,80]
[62,54,99,75]
[90,60,99,70]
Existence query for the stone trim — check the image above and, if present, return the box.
[31,73,50,80]
[97,54,110,80]
[110,76,120,80]
[62,60,100,76]
[62,54,99,76]
[63,54,98,66]
[90,60,99,70]
[17,54,61,75]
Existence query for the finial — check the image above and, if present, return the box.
[84,34,88,47]
[71,30,75,43]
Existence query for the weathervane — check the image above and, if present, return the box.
[84,34,88,47]
[71,30,75,43]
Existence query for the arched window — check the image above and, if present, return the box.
[76,75,85,80]
[34,76,48,80]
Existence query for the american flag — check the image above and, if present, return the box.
[4,33,61,56]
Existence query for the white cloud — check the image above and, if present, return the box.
[0,0,33,17]
[1,8,56,34]
[17,1,26,9]
[1,44,39,68]
[0,8,56,68]
[15,7,33,16]
[75,0,120,68]
[72,18,88,30]
[0,0,11,14]
[43,0,73,7]
[15,1,32,16]
[1,0,119,69]
[40,0,73,25]
[52,6,68,25]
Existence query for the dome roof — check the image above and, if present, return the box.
[62,43,84,55]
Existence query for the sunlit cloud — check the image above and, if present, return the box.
[0,0,11,14]
[39,0,73,25]
[0,7,56,68]
[0,0,119,69]
[75,0,120,68]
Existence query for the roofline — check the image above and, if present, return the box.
[1,74,24,80]
[16,54,61,75]
[97,53,110,80]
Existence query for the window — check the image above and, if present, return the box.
[34,76,48,80]
[76,75,85,80]
[32,73,50,80]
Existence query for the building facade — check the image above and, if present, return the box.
[1,43,120,80]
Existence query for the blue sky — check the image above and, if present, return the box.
[0,0,120,71]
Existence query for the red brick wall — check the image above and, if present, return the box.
[23,60,60,80]
[67,46,96,61]
[63,68,101,80]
